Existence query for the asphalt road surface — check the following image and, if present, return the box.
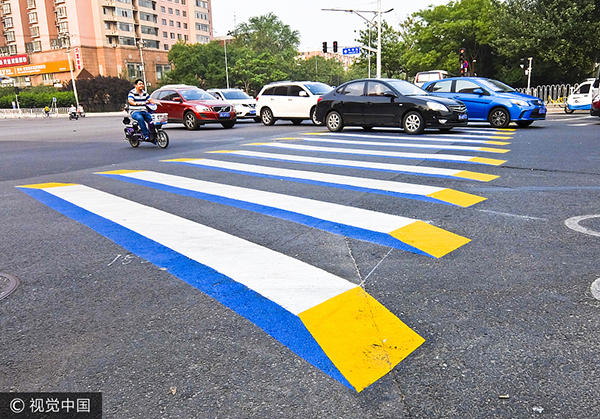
[1,111,599,418]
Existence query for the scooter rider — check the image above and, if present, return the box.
[68,104,77,116]
[127,79,156,141]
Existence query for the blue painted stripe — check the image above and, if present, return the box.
[17,186,354,390]
[98,173,431,257]
[166,161,456,206]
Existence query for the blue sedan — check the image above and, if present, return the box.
[422,77,546,128]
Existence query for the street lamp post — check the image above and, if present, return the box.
[323,2,393,79]
[61,33,80,108]
[138,40,147,87]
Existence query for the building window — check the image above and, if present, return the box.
[119,36,135,46]
[164,44,169,50]
[195,0,207,8]
[156,64,171,80]
[29,12,38,24]
[141,25,159,36]
[175,9,180,16]
[42,73,55,83]
[8,45,17,55]
[56,6,67,18]
[183,23,187,29]
[161,6,165,12]
[118,22,133,31]
[139,0,154,8]
[139,12,157,23]
[5,31,15,42]
[163,31,168,38]
[168,8,173,14]
[162,19,167,25]
[184,34,188,41]
[196,23,209,32]
[27,0,36,8]
[176,21,181,28]
[126,63,143,80]
[1,4,11,15]
[3,17,13,29]
[196,35,209,43]
[57,21,69,33]
[182,11,187,17]
[170,32,175,39]
[116,0,131,3]
[116,8,132,18]
[30,26,40,37]
[169,20,174,26]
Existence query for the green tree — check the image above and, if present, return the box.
[293,56,346,87]
[402,0,496,78]
[353,20,407,79]
[63,75,132,111]
[492,0,600,85]
[233,12,300,61]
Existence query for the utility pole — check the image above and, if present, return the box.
[138,40,147,87]
[62,33,80,108]
[322,3,393,79]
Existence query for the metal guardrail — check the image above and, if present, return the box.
[0,107,73,118]
[516,84,574,104]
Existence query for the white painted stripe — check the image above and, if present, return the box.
[308,130,512,139]
[251,142,476,162]
[306,132,510,144]
[45,184,358,315]
[301,137,502,152]
[113,170,417,231]
[178,158,446,196]
[215,150,468,177]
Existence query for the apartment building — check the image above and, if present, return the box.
[0,0,213,88]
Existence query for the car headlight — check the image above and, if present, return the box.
[510,99,529,106]
[426,101,449,112]
[195,105,211,112]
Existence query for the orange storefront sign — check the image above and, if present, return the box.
[0,60,72,77]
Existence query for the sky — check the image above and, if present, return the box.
[211,0,450,52]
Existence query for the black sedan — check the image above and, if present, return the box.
[315,78,468,134]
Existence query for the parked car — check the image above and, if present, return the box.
[315,78,468,134]
[591,92,600,117]
[423,77,546,128]
[150,84,236,130]
[414,70,449,87]
[207,88,259,122]
[564,79,596,113]
[255,81,333,126]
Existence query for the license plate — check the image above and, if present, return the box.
[539,108,546,114]
[219,112,230,118]
[459,114,468,120]
[249,110,256,115]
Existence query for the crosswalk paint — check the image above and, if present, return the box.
[208,150,499,182]
[97,170,470,258]
[304,131,514,141]
[163,158,487,207]
[17,182,425,392]
[297,134,511,148]
[242,142,507,166]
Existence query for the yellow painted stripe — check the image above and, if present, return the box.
[477,147,510,154]
[468,157,506,166]
[426,189,486,207]
[485,141,511,145]
[299,287,425,393]
[17,182,76,189]
[389,221,470,258]
[95,170,144,175]
[453,171,499,182]
[244,142,270,146]
[489,136,513,140]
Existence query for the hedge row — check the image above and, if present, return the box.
[0,91,76,108]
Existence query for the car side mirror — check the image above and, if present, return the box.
[299,91,308,97]
[173,97,182,102]
[594,79,600,88]
[473,88,488,96]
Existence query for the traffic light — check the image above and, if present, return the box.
[333,41,338,53]
[322,42,327,53]
[459,47,466,75]
[14,86,19,95]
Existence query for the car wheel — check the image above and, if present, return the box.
[403,111,425,135]
[311,107,323,125]
[326,111,344,132]
[564,106,574,114]
[261,107,276,125]
[488,107,510,128]
[221,121,236,129]
[184,111,199,130]
[516,120,534,127]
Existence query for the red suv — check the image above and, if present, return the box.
[150,84,237,130]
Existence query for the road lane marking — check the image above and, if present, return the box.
[294,137,510,153]
[208,150,499,182]
[304,131,514,140]
[301,132,511,145]
[17,183,424,392]
[97,170,470,258]
[163,158,487,207]
[565,214,600,237]
[242,142,507,166]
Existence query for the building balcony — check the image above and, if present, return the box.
[102,0,116,7]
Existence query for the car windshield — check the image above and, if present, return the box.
[178,89,215,101]
[386,80,429,96]
[222,90,252,100]
[479,79,516,93]
[303,83,333,95]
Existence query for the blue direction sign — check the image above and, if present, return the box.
[342,47,360,55]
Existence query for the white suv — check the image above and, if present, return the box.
[256,81,333,125]
[207,88,259,121]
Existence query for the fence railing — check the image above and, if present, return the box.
[0,107,73,118]
[516,84,574,104]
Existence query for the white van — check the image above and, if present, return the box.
[564,78,596,113]
[414,70,449,87]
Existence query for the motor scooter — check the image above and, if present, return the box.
[123,103,169,148]
[68,111,79,120]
